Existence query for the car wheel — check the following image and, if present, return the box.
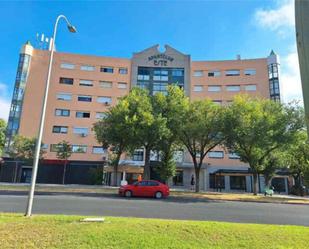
[155,191,163,199]
[125,190,132,198]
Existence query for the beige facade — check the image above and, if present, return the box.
[7,43,282,191]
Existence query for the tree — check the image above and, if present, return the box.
[124,88,169,180]
[9,135,46,163]
[93,96,135,186]
[224,96,304,195]
[55,140,72,184]
[152,86,190,183]
[179,99,225,192]
[0,119,6,156]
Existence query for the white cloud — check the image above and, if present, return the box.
[254,0,294,35]
[0,83,11,121]
[280,49,303,103]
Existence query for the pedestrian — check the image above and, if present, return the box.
[137,174,142,182]
[191,174,195,191]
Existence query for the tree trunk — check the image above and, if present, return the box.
[62,160,67,185]
[264,174,273,188]
[195,167,200,193]
[253,172,259,195]
[113,164,118,186]
[144,147,151,180]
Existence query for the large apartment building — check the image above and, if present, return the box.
[3,42,286,192]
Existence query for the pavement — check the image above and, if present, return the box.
[1,193,309,226]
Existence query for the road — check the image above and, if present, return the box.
[1,193,309,226]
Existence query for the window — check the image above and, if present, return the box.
[173,170,184,186]
[52,126,68,134]
[132,149,144,161]
[60,63,75,69]
[147,181,159,186]
[230,176,246,190]
[209,174,225,189]
[119,68,128,74]
[99,81,112,88]
[117,82,127,89]
[79,80,93,87]
[78,95,92,102]
[59,77,74,85]
[212,100,222,105]
[208,70,221,77]
[80,65,95,71]
[208,86,221,92]
[56,93,72,101]
[225,70,240,76]
[193,85,203,92]
[153,82,168,95]
[244,69,256,76]
[97,96,112,104]
[137,68,150,80]
[50,144,63,152]
[138,75,150,80]
[245,84,257,91]
[153,69,169,81]
[76,111,90,118]
[73,127,89,135]
[137,81,149,89]
[193,70,203,77]
[92,146,105,154]
[229,152,240,159]
[172,69,184,76]
[72,145,87,153]
[55,109,70,117]
[100,67,113,73]
[95,112,107,119]
[226,85,240,92]
[208,151,224,158]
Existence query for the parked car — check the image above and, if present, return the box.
[119,180,169,199]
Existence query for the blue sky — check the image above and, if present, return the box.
[0,0,301,120]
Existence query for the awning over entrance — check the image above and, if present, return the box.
[213,169,253,176]
[104,165,144,174]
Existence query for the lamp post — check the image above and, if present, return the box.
[25,15,76,217]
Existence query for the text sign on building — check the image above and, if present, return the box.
[148,54,174,66]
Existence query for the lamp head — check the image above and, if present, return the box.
[67,25,77,33]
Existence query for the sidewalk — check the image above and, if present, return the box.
[1,183,308,205]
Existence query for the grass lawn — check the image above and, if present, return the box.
[0,213,309,249]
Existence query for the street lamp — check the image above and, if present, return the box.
[25,15,77,217]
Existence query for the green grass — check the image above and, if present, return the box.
[0,213,309,249]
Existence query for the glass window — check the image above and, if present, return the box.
[245,85,257,91]
[117,82,127,89]
[95,112,107,119]
[208,86,221,92]
[209,174,225,189]
[72,145,87,153]
[60,63,75,69]
[212,100,222,105]
[208,151,224,158]
[50,144,63,152]
[73,127,88,135]
[55,109,70,117]
[172,69,184,77]
[56,93,72,101]
[208,70,221,77]
[76,111,90,118]
[193,70,203,77]
[119,68,128,74]
[137,81,149,90]
[92,146,105,154]
[229,152,240,159]
[193,85,203,92]
[100,67,114,73]
[59,77,74,85]
[97,96,112,104]
[226,85,240,92]
[80,65,95,71]
[132,149,144,161]
[99,81,113,88]
[78,95,92,102]
[79,80,93,87]
[244,69,256,76]
[138,75,150,81]
[225,70,240,76]
[230,176,246,190]
[153,82,168,95]
[52,126,68,134]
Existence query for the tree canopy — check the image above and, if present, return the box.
[0,119,6,156]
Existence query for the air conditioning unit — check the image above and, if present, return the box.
[80,133,87,137]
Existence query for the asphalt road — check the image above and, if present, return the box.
[1,193,309,226]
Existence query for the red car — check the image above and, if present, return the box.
[119,180,169,199]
